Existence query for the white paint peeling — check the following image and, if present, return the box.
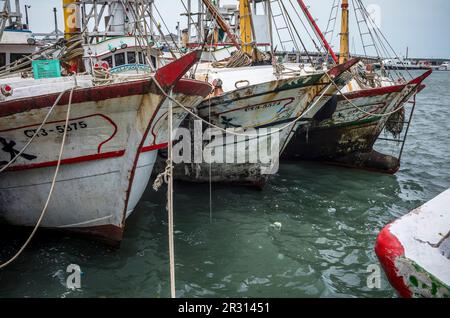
[390,189,450,286]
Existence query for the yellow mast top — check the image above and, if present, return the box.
[62,0,81,40]
[339,0,350,64]
[239,0,253,55]
[62,0,83,72]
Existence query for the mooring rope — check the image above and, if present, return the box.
[325,72,412,118]
[0,86,75,270]
[167,91,176,299]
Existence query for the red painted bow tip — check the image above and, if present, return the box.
[155,50,202,90]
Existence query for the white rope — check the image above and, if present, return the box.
[0,89,72,174]
[167,90,176,298]
[153,76,334,138]
[0,86,75,270]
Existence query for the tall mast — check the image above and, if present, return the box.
[62,0,80,40]
[239,0,253,55]
[296,0,338,64]
[339,0,350,64]
[62,0,83,72]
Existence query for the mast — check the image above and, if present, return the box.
[296,0,338,64]
[239,0,253,55]
[63,0,80,40]
[62,0,83,72]
[201,0,241,50]
[339,0,350,64]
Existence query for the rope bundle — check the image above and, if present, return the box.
[212,50,252,68]
[385,108,405,138]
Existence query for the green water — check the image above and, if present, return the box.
[0,71,449,298]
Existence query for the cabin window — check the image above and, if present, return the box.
[102,56,113,68]
[0,53,5,67]
[127,52,136,64]
[114,52,126,67]
[138,52,143,64]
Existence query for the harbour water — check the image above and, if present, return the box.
[0,71,449,298]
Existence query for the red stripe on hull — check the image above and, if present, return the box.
[0,80,156,118]
[174,79,212,97]
[339,84,406,101]
[141,143,168,153]
[4,150,125,172]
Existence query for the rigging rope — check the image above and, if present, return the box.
[153,74,334,138]
[325,72,411,118]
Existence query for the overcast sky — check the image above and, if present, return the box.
[23,0,450,59]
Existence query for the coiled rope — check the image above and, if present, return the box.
[212,50,253,68]
[0,86,75,269]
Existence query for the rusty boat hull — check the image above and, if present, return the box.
[0,52,210,244]
[282,70,432,173]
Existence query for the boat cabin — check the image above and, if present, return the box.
[0,28,37,68]
[83,36,162,74]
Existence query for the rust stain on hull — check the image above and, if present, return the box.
[282,120,400,174]
[283,120,380,160]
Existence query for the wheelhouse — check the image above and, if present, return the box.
[83,36,161,74]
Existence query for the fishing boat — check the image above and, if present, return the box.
[157,0,357,188]
[0,51,207,244]
[0,0,212,244]
[282,69,431,173]
[180,1,271,63]
[281,0,431,173]
[379,58,426,71]
[169,59,357,188]
[438,61,450,71]
[375,189,450,298]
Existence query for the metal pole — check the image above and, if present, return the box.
[24,5,30,27]
[167,90,176,299]
[15,0,22,25]
[296,0,339,63]
[53,7,58,38]
[266,0,273,53]
[149,0,154,36]
[177,21,181,46]
[187,0,191,42]
[198,0,203,44]
[339,0,350,64]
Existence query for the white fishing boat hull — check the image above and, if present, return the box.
[376,189,450,298]
[0,81,165,242]
[0,51,209,243]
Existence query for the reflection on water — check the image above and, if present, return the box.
[0,71,449,298]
